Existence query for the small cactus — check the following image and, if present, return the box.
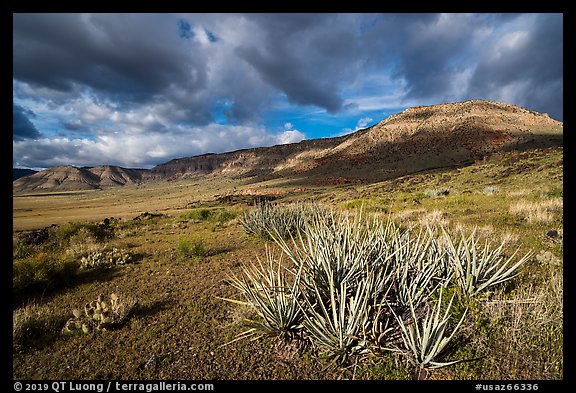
[63,292,136,335]
[80,248,134,270]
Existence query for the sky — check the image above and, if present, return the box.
[13,13,563,170]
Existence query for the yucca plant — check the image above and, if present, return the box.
[391,287,468,376]
[388,227,447,310]
[270,210,397,363]
[273,211,390,302]
[442,228,532,299]
[240,202,330,240]
[299,271,377,364]
[221,247,304,344]
[239,203,302,240]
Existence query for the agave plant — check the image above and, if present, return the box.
[442,228,532,298]
[391,287,468,373]
[221,247,304,344]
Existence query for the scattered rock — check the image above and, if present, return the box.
[133,212,166,221]
[20,226,52,245]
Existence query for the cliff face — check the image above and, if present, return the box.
[142,136,347,181]
[13,100,563,192]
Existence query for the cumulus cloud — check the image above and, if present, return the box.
[357,117,373,128]
[13,122,306,169]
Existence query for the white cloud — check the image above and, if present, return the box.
[276,130,305,145]
[13,122,308,169]
[357,117,373,128]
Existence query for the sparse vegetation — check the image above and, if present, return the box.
[180,207,237,224]
[12,146,563,380]
[176,236,207,259]
[13,302,66,353]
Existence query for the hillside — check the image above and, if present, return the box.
[13,166,147,192]
[146,99,562,182]
[12,145,563,380]
[13,168,37,181]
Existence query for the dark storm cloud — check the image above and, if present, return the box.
[468,13,563,119]
[389,13,482,100]
[13,103,41,141]
[13,13,563,124]
[234,13,356,113]
[236,45,343,113]
[13,13,213,123]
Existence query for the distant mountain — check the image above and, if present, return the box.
[13,165,147,192]
[13,168,37,181]
[13,100,563,193]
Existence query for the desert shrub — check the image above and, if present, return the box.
[239,202,329,240]
[546,187,563,198]
[176,237,207,259]
[419,210,449,228]
[509,198,563,224]
[13,238,34,259]
[482,185,499,195]
[225,209,532,375]
[13,303,66,353]
[425,187,451,198]
[56,222,113,245]
[213,208,237,223]
[180,208,237,224]
[13,253,79,296]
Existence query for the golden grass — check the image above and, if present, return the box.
[509,198,563,223]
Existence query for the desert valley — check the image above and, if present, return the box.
[12,100,564,381]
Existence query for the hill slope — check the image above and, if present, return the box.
[13,166,147,192]
[145,99,562,182]
[13,168,37,181]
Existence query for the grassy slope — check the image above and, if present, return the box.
[12,146,563,380]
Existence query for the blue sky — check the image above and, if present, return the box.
[13,13,563,169]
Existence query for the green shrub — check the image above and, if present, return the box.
[176,237,207,259]
[56,222,112,245]
[13,238,33,259]
[180,208,237,224]
[13,253,79,295]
